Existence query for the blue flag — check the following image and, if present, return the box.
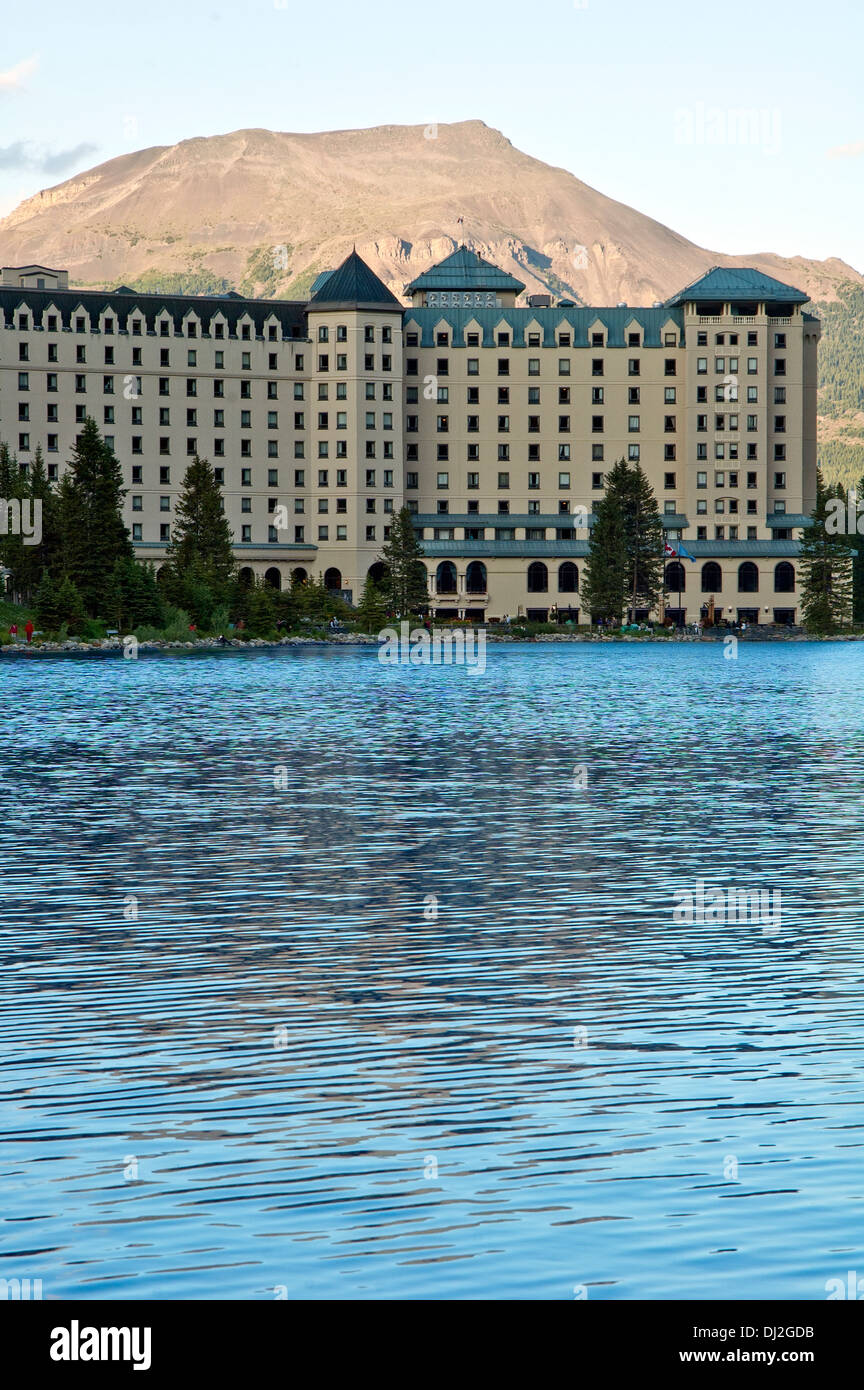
[677,543,696,561]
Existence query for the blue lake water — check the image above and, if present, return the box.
[1,641,863,1300]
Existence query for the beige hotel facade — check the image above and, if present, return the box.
[0,247,820,624]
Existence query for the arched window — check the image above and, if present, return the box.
[465,560,487,594]
[264,567,282,590]
[291,567,308,586]
[435,561,457,594]
[774,561,795,593]
[368,561,389,586]
[238,566,255,588]
[701,562,722,593]
[666,561,686,592]
[324,567,342,592]
[527,561,548,593]
[558,561,579,593]
[738,561,759,593]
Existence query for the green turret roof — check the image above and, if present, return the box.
[308,251,401,309]
[665,266,808,306]
[406,245,525,294]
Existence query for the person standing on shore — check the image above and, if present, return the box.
[8,622,18,642]
[25,619,33,644]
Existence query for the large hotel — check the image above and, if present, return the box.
[0,248,819,624]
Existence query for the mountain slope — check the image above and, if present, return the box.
[0,121,859,307]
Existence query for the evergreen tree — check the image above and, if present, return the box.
[0,441,27,594]
[835,473,864,623]
[354,573,389,632]
[245,579,278,635]
[20,445,62,595]
[162,455,235,598]
[582,464,628,623]
[800,470,854,632]
[582,459,663,624]
[57,418,133,616]
[378,508,428,616]
[54,574,86,633]
[618,457,664,620]
[35,571,62,630]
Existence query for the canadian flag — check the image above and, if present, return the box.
[664,541,677,556]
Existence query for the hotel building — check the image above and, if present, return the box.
[0,247,820,624]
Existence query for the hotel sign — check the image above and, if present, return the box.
[426,291,500,307]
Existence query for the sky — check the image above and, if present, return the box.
[1,0,863,271]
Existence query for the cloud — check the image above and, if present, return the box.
[828,140,864,160]
[0,141,98,174]
[0,56,38,92]
[41,143,99,174]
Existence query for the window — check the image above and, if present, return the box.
[592,472,604,489]
[528,358,540,376]
[628,416,640,432]
[528,472,540,490]
[527,561,548,593]
[558,472,571,489]
[497,472,510,489]
[498,358,509,376]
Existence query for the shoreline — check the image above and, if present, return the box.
[2,629,863,656]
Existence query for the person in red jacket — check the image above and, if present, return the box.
[8,622,18,641]
[25,620,33,644]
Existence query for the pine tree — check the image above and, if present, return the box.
[54,575,86,633]
[20,445,62,596]
[619,459,664,621]
[355,574,389,632]
[36,571,62,631]
[836,473,864,623]
[378,508,428,617]
[800,471,854,632]
[0,441,27,594]
[582,459,663,624]
[582,463,628,623]
[162,455,235,597]
[57,418,133,616]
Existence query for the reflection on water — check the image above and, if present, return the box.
[1,642,863,1299]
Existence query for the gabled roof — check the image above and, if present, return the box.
[406,245,525,294]
[307,250,401,309]
[665,266,809,307]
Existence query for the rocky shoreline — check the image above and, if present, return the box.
[2,629,862,655]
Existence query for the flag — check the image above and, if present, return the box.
[664,541,677,556]
[677,543,696,561]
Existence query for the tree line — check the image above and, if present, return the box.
[0,420,857,637]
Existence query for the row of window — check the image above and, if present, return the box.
[409,357,677,379]
[666,562,795,593]
[408,329,780,351]
[317,324,392,343]
[131,523,387,544]
[429,559,795,596]
[11,313,294,342]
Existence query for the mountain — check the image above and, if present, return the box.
[1,121,859,305]
[1,119,861,480]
